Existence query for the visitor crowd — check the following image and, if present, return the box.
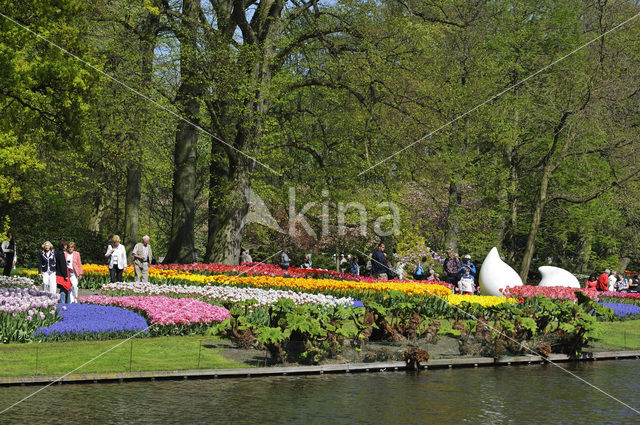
[4,233,154,304]
[4,227,640,305]
[586,269,640,293]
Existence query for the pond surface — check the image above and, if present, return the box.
[1,360,639,424]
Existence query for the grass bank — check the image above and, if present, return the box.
[0,336,245,377]
[588,320,640,351]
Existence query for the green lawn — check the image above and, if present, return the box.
[588,320,640,351]
[0,336,246,377]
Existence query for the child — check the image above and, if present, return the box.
[458,267,475,295]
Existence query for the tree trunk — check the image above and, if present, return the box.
[88,193,105,233]
[506,161,518,264]
[205,154,251,265]
[164,0,202,264]
[124,163,141,257]
[123,12,159,259]
[444,180,461,251]
[519,166,551,282]
[576,232,592,273]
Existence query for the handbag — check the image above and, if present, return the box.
[56,275,72,291]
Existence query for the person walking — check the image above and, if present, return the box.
[349,255,360,275]
[1,232,16,276]
[55,240,71,304]
[132,235,153,283]
[65,242,83,303]
[38,241,56,295]
[443,250,462,285]
[106,235,127,283]
[371,243,389,280]
[280,249,290,271]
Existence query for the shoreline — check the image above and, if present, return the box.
[2,349,638,387]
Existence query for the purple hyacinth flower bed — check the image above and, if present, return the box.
[352,300,365,308]
[598,302,640,318]
[34,304,149,341]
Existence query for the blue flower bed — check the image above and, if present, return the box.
[598,302,640,318]
[34,304,149,341]
[352,300,365,308]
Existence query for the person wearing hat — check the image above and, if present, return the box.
[458,254,476,277]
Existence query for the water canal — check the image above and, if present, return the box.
[1,359,639,424]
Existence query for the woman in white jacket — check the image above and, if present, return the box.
[105,235,127,283]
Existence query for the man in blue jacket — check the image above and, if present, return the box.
[459,254,476,278]
[371,243,390,280]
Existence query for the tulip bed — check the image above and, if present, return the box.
[502,285,600,301]
[1,286,60,343]
[9,264,640,367]
[78,295,231,335]
[446,294,518,307]
[55,263,456,293]
[101,281,358,309]
[0,276,38,289]
[502,285,640,306]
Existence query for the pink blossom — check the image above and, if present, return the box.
[78,295,231,325]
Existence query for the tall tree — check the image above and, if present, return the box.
[163,0,203,263]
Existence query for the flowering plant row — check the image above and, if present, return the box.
[34,304,149,341]
[597,292,640,305]
[69,263,455,285]
[100,281,357,309]
[197,274,453,298]
[59,263,453,298]
[596,303,640,319]
[78,295,231,335]
[0,276,37,289]
[446,294,519,308]
[1,287,60,342]
[501,285,600,301]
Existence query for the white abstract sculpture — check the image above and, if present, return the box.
[479,247,523,297]
[538,266,580,288]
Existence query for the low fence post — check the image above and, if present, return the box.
[35,347,39,376]
[197,340,202,369]
[129,340,133,372]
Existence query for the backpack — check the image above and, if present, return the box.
[413,265,424,280]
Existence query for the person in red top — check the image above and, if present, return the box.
[596,269,611,291]
[585,274,598,290]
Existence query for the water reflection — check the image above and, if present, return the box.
[1,360,639,424]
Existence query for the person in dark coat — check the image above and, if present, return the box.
[443,249,462,285]
[54,240,71,304]
[371,243,390,280]
[1,232,15,276]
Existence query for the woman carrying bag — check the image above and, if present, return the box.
[65,242,83,303]
[105,235,127,283]
[55,240,71,303]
